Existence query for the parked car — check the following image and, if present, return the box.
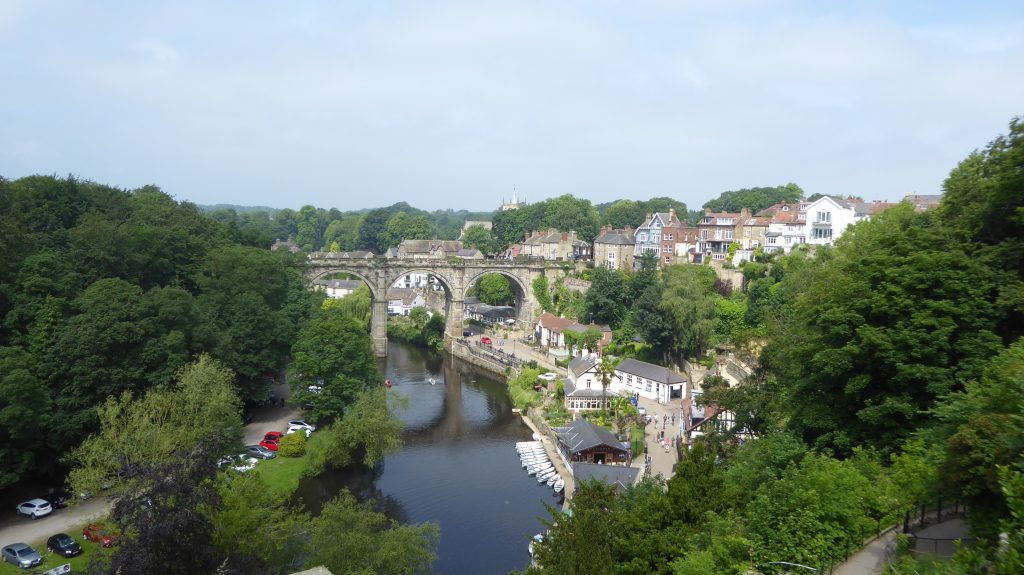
[82,523,119,547]
[245,444,277,459]
[259,431,284,452]
[42,489,72,509]
[481,336,492,345]
[15,498,52,519]
[46,533,82,558]
[219,455,258,473]
[288,419,317,433]
[286,424,312,437]
[637,406,647,417]
[2,543,43,569]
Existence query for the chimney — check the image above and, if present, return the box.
[669,208,676,221]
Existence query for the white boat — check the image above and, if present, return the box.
[429,378,436,385]
[529,465,553,476]
[537,470,557,483]
[532,433,542,441]
[553,479,565,493]
[531,463,554,473]
[546,474,559,486]
[528,532,544,556]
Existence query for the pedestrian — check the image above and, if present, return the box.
[672,414,676,425]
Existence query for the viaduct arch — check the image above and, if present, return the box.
[306,253,571,356]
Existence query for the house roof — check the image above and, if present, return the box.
[536,312,575,333]
[318,279,363,290]
[568,355,599,376]
[615,358,686,385]
[562,377,617,399]
[386,288,420,305]
[556,419,627,454]
[399,239,463,255]
[571,463,640,492]
[594,228,635,245]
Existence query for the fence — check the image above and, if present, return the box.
[902,499,973,561]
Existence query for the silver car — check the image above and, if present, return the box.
[2,543,43,569]
[245,444,277,459]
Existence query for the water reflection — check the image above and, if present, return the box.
[295,341,555,574]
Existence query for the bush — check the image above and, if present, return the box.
[277,432,307,457]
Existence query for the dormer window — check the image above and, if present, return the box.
[782,206,789,211]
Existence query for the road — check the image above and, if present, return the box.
[0,382,300,551]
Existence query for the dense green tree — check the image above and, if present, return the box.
[586,267,627,327]
[475,273,514,306]
[461,224,497,255]
[308,489,440,575]
[703,183,803,213]
[533,275,553,313]
[528,480,618,575]
[306,387,404,474]
[766,206,1002,455]
[356,207,392,253]
[288,306,382,420]
[0,346,55,488]
[542,194,601,243]
[492,204,543,251]
[660,265,717,359]
[601,200,646,228]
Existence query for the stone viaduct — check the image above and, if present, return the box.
[306,253,572,356]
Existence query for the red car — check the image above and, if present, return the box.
[480,336,492,345]
[83,523,119,548]
[259,431,283,452]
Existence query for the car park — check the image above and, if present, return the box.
[83,523,119,547]
[288,419,316,433]
[15,498,52,519]
[2,543,43,569]
[46,533,82,558]
[259,431,284,451]
[42,489,72,509]
[245,444,276,459]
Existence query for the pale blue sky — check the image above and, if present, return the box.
[2,1,1022,211]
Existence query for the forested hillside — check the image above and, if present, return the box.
[525,118,1024,574]
[0,176,316,489]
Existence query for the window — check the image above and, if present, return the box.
[645,381,652,392]
[662,246,670,253]
[638,233,647,242]
[813,228,833,239]
[665,255,671,263]
[664,233,673,241]
[724,230,733,239]
[816,211,831,222]
[701,230,709,239]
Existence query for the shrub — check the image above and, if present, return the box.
[277,432,307,457]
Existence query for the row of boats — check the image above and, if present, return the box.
[516,441,565,494]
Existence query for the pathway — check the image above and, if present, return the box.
[832,528,897,575]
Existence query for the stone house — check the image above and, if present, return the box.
[593,225,635,270]
[520,229,591,261]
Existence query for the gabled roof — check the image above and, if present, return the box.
[615,358,686,385]
[571,462,640,492]
[387,288,420,305]
[556,419,626,453]
[536,312,575,333]
[568,355,599,376]
[318,279,363,290]
[594,228,635,245]
[562,377,615,399]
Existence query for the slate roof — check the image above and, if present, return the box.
[571,462,640,492]
[562,377,615,399]
[615,358,686,385]
[568,355,599,376]
[318,279,363,290]
[387,288,419,305]
[594,228,636,246]
[557,419,627,454]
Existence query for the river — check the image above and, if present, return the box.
[294,341,559,574]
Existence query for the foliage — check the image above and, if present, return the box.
[276,431,306,457]
[461,224,498,255]
[308,489,440,575]
[660,264,717,359]
[586,267,627,327]
[765,205,1002,456]
[702,183,803,213]
[508,367,544,411]
[529,480,618,575]
[288,304,382,420]
[67,355,242,498]
[476,273,515,305]
[306,387,404,474]
[533,275,553,313]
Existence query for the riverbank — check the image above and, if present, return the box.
[519,412,575,510]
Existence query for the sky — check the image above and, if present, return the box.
[2,1,1022,212]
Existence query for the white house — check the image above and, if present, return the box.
[613,358,687,404]
[315,279,364,299]
[392,272,430,289]
[387,288,426,316]
[804,196,858,248]
[563,355,616,412]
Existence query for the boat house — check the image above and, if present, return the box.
[554,419,630,466]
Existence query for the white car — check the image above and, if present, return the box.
[637,406,647,417]
[287,419,316,433]
[218,455,258,473]
[286,424,313,437]
[15,499,52,519]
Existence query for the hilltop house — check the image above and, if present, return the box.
[520,229,591,261]
[593,226,636,270]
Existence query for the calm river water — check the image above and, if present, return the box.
[294,341,559,574]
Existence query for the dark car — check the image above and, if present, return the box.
[47,533,82,558]
[42,489,72,509]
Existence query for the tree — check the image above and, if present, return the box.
[529,480,618,575]
[308,489,439,575]
[660,265,717,359]
[67,355,242,499]
[356,208,392,253]
[476,274,514,306]
[602,200,646,228]
[597,356,617,412]
[461,224,497,255]
[702,184,803,213]
[542,194,601,244]
[533,276,553,313]
[288,306,382,420]
[585,267,627,327]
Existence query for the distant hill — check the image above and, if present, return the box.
[197,204,280,215]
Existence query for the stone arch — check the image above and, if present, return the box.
[463,269,534,327]
[307,267,381,301]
